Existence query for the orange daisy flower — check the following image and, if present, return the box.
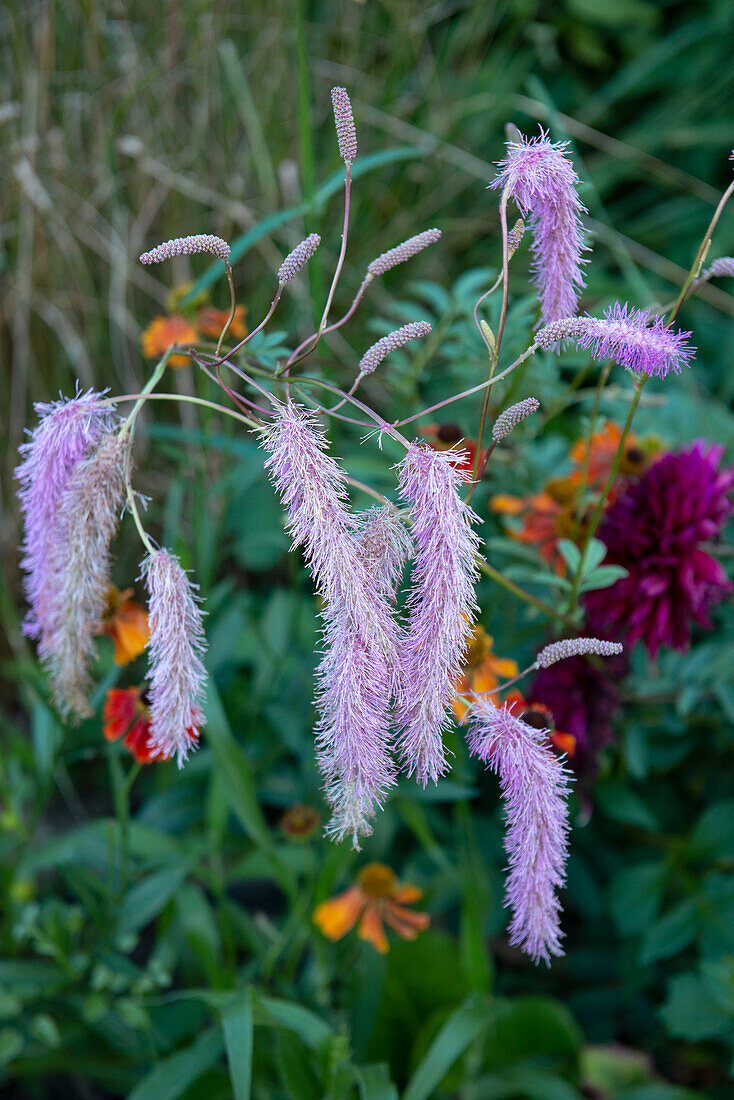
[197,305,248,341]
[503,690,576,757]
[568,420,649,498]
[103,687,160,764]
[453,624,518,721]
[101,585,149,665]
[141,314,199,368]
[492,476,587,570]
[314,863,430,954]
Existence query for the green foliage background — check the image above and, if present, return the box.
[1,1,733,1097]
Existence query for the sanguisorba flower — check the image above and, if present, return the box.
[467,698,572,964]
[262,403,401,845]
[141,315,198,368]
[314,862,429,954]
[141,549,207,766]
[16,389,116,644]
[537,303,695,379]
[397,443,481,785]
[42,433,128,718]
[101,585,149,665]
[585,443,733,656]
[490,129,587,324]
[103,686,163,764]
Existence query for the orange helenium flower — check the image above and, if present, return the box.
[103,687,160,763]
[314,863,429,953]
[453,625,518,721]
[197,305,248,341]
[492,480,586,570]
[568,421,648,497]
[141,315,198,368]
[102,585,149,665]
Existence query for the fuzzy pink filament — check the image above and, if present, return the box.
[261,403,401,845]
[467,699,572,964]
[396,443,481,785]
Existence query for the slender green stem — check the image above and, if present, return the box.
[570,362,611,542]
[120,348,173,436]
[215,261,237,357]
[477,558,575,629]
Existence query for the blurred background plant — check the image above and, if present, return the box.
[1,1,733,1097]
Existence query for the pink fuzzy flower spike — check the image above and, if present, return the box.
[396,443,481,785]
[141,549,207,767]
[467,699,572,964]
[16,388,116,644]
[262,403,401,846]
[491,129,588,324]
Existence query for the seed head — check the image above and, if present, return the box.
[359,322,431,374]
[331,87,357,163]
[536,637,624,669]
[278,234,321,284]
[140,234,231,265]
[366,229,442,279]
[492,397,540,442]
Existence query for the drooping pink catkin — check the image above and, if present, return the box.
[396,443,481,785]
[43,433,127,718]
[355,506,412,597]
[467,699,572,964]
[141,549,207,767]
[16,388,117,644]
[261,403,401,845]
[491,129,587,324]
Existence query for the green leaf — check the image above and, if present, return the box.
[689,799,734,861]
[118,866,188,935]
[641,898,699,965]
[556,539,581,573]
[253,993,332,1051]
[0,1028,24,1068]
[402,994,488,1100]
[221,988,253,1100]
[661,970,734,1042]
[355,1063,399,1100]
[595,785,659,831]
[127,1027,224,1100]
[579,565,628,592]
[484,997,582,1071]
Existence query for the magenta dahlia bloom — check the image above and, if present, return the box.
[262,403,401,845]
[490,129,587,324]
[528,651,625,782]
[16,389,116,643]
[536,303,695,379]
[585,443,733,656]
[141,549,207,767]
[467,699,572,964]
[396,443,480,785]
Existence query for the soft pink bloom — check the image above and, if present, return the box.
[396,443,481,785]
[141,549,207,767]
[467,698,572,964]
[262,403,401,845]
[491,129,587,324]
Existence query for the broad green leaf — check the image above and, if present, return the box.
[641,899,699,965]
[689,799,734,861]
[221,987,253,1100]
[579,565,628,593]
[402,994,488,1100]
[595,785,658,831]
[118,866,188,935]
[127,1027,224,1100]
[355,1063,399,1100]
[253,993,332,1050]
[557,539,581,573]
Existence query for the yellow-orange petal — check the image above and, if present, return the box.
[384,902,430,939]
[452,695,469,722]
[357,903,389,953]
[551,731,577,757]
[490,493,526,515]
[109,601,149,665]
[487,656,519,680]
[313,887,365,941]
[391,885,423,904]
[141,315,199,368]
[198,305,248,341]
[471,666,501,695]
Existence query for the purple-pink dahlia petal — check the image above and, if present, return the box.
[396,443,481,785]
[261,403,401,845]
[585,443,733,657]
[490,129,588,324]
[141,549,207,767]
[467,698,572,964]
[16,388,117,644]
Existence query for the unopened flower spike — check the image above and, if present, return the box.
[507,218,525,258]
[536,637,623,669]
[699,257,734,282]
[467,699,572,964]
[278,234,321,284]
[492,397,540,442]
[331,86,357,164]
[366,229,442,280]
[490,129,588,324]
[536,304,695,379]
[359,321,432,374]
[140,234,231,265]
